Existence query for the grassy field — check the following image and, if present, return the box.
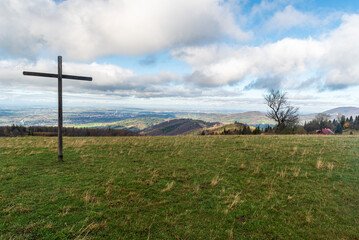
[0,135,358,239]
[342,129,359,135]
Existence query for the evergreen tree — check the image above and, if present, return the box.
[340,115,346,127]
[335,123,343,134]
[253,126,261,135]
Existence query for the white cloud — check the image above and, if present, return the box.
[0,58,215,98]
[250,0,292,16]
[0,0,249,61]
[173,37,324,87]
[322,14,359,88]
[1,56,358,112]
[172,14,359,90]
[265,5,318,31]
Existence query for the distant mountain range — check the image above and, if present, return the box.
[176,107,359,126]
[140,107,359,136]
[323,107,359,116]
[298,107,359,123]
[1,107,359,134]
[175,111,275,125]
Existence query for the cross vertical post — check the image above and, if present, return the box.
[23,56,92,161]
[58,56,63,161]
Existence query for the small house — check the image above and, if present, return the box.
[316,128,334,135]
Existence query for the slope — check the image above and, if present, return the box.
[142,119,220,136]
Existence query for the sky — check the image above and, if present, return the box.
[1,0,359,113]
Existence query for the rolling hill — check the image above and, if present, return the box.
[136,107,359,136]
[299,107,359,123]
[175,111,275,125]
[324,107,359,116]
[189,122,256,135]
[142,119,220,136]
[2,107,359,132]
[75,117,166,132]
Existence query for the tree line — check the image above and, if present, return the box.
[304,114,359,134]
[0,125,139,137]
[200,122,262,135]
[264,89,358,135]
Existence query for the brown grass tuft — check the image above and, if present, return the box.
[306,212,312,223]
[161,181,175,192]
[83,191,96,203]
[293,167,301,177]
[291,146,298,156]
[228,193,240,209]
[193,184,200,193]
[316,159,324,169]
[72,140,87,148]
[210,175,222,187]
[278,167,287,178]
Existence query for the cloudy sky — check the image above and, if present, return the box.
[1,0,359,113]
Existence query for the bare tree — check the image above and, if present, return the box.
[264,89,299,130]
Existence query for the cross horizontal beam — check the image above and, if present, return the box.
[23,71,92,81]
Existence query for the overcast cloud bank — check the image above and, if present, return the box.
[0,0,248,60]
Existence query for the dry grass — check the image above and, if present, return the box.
[193,183,200,193]
[278,167,287,178]
[210,175,222,187]
[316,159,324,169]
[327,162,334,171]
[83,191,97,204]
[240,163,246,170]
[161,181,175,192]
[228,193,240,209]
[293,167,301,177]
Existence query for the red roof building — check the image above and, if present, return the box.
[317,128,334,135]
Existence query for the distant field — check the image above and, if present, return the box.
[73,117,166,132]
[1,136,359,239]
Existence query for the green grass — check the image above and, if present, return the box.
[1,136,359,239]
[342,129,359,135]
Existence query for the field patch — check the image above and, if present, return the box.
[0,136,358,239]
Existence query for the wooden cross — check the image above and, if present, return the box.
[23,56,92,161]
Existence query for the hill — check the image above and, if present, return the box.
[177,108,359,126]
[142,119,220,136]
[3,106,359,131]
[324,107,359,116]
[190,122,256,135]
[175,111,275,125]
[299,107,359,124]
[223,111,274,124]
[299,113,317,123]
[75,117,166,132]
[1,136,358,239]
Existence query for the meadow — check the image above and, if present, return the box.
[0,135,358,239]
